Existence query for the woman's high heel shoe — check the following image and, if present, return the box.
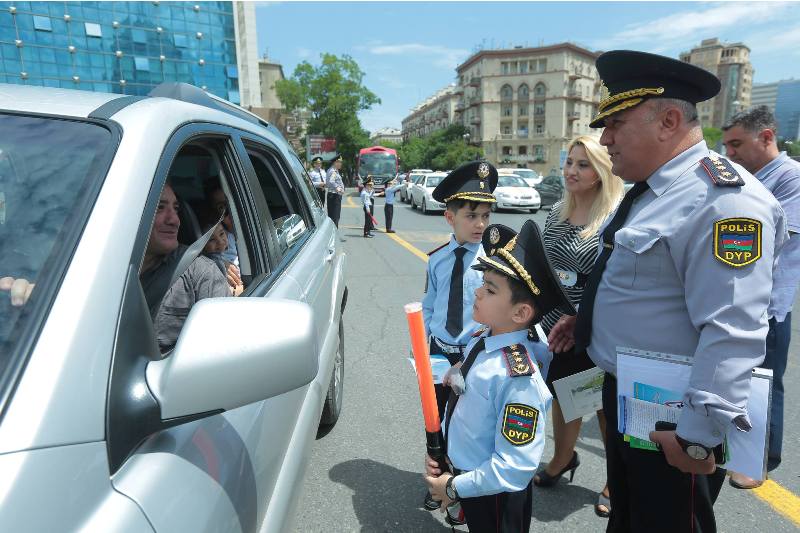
[533,451,580,487]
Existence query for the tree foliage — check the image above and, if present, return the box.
[398,125,484,171]
[778,139,800,157]
[275,53,380,174]
[703,127,723,151]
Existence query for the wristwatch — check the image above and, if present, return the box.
[675,435,712,460]
[445,476,460,502]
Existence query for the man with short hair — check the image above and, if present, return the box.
[549,50,787,532]
[308,156,327,203]
[141,183,230,353]
[722,106,800,487]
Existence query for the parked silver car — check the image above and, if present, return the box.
[410,171,448,214]
[0,82,347,532]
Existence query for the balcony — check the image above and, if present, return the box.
[469,116,481,125]
[455,101,465,111]
[567,89,581,99]
[567,111,580,121]
[453,85,464,94]
[468,96,481,107]
[469,75,481,87]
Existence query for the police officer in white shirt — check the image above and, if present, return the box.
[308,156,326,203]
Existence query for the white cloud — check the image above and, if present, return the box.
[295,47,312,59]
[367,43,469,68]
[597,2,795,51]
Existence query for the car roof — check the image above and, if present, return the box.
[0,82,277,143]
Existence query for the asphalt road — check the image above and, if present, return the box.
[294,190,800,532]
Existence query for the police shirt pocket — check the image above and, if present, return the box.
[613,227,663,288]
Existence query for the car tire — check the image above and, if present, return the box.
[411,197,417,209]
[529,208,538,214]
[320,317,344,427]
[422,199,427,215]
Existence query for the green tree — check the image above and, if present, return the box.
[275,53,380,177]
[703,127,723,151]
[778,139,800,157]
[399,125,483,170]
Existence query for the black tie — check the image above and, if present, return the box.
[445,337,486,446]
[446,247,468,337]
[574,181,650,353]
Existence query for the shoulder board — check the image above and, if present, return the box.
[700,156,744,187]
[501,344,534,377]
[427,242,448,256]
[472,326,487,337]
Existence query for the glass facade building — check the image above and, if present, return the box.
[0,1,240,103]
[775,79,800,140]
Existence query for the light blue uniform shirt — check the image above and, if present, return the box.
[326,168,344,194]
[588,141,788,447]
[447,328,552,498]
[422,236,484,346]
[360,188,373,208]
[308,167,326,187]
[384,183,403,205]
[754,152,800,321]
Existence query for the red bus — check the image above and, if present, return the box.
[356,146,399,193]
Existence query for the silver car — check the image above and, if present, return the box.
[410,172,448,214]
[0,83,347,532]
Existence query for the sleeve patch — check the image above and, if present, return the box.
[713,218,762,267]
[501,344,534,377]
[700,156,744,187]
[501,403,539,445]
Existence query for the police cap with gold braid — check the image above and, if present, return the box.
[472,220,575,317]
[432,160,498,204]
[590,50,721,128]
[329,153,343,163]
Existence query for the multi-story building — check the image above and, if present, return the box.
[453,43,600,174]
[751,82,779,113]
[679,38,753,129]
[774,79,800,140]
[370,127,402,145]
[401,84,460,141]
[0,1,258,106]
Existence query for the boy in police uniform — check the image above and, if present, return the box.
[308,155,326,203]
[425,220,576,532]
[421,160,498,512]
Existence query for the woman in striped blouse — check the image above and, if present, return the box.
[533,135,623,518]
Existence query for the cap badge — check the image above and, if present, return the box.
[477,163,490,179]
[489,226,500,245]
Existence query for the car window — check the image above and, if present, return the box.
[425,176,443,187]
[0,113,114,384]
[498,175,527,187]
[288,152,322,211]
[244,143,310,256]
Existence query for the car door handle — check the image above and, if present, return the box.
[325,247,335,262]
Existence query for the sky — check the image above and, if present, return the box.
[256,1,800,133]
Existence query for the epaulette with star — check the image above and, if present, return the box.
[427,242,448,256]
[472,326,488,337]
[501,344,534,377]
[700,156,744,187]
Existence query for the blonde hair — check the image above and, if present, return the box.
[559,135,624,239]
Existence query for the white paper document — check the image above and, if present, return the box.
[552,367,605,422]
[616,347,772,480]
[407,354,453,385]
[622,396,681,441]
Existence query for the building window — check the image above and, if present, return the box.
[502,104,513,117]
[535,124,544,134]
[228,90,240,104]
[519,104,528,116]
[502,62,510,75]
[500,84,513,101]
[502,146,512,156]
[174,33,188,47]
[134,56,150,71]
[534,104,545,116]
[534,83,546,97]
[518,127,528,138]
[225,65,238,78]
[519,84,529,100]
[519,62,528,74]
[33,16,52,32]
[518,146,527,155]
[132,29,148,44]
[502,125,512,135]
[84,22,102,38]
[534,145,545,158]
[510,61,518,74]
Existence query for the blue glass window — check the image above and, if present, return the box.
[174,33,188,47]
[227,89,239,104]
[33,15,52,32]
[132,29,147,44]
[134,56,150,71]
[225,65,237,79]
[84,22,102,38]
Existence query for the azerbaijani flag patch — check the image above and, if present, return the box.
[501,403,538,446]
[713,218,762,267]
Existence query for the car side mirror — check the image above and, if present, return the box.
[146,298,318,419]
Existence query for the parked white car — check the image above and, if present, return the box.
[400,172,426,203]
[410,172,448,214]
[492,174,541,213]
[499,167,542,187]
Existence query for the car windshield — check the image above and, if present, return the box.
[425,176,444,187]
[359,152,397,177]
[498,175,528,187]
[513,169,537,180]
[0,114,113,375]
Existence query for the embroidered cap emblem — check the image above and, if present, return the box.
[489,226,500,245]
[502,403,538,446]
[713,217,762,267]
[477,162,490,179]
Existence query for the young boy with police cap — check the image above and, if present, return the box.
[420,160,498,512]
[424,220,575,532]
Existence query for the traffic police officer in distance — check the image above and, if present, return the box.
[325,153,345,229]
[308,156,327,203]
[547,50,788,533]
